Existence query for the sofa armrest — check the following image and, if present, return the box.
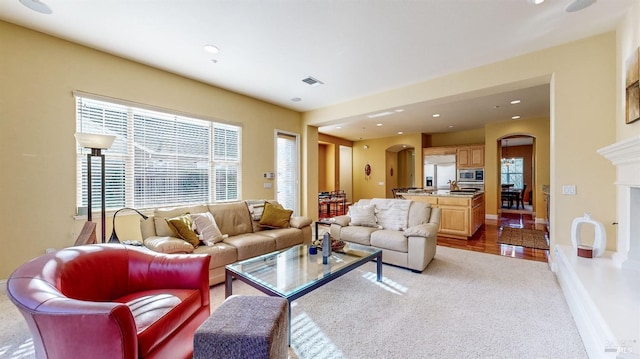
[330,215,351,227]
[403,223,439,238]
[7,277,138,359]
[290,216,312,228]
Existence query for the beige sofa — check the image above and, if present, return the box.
[140,200,312,286]
[329,198,441,272]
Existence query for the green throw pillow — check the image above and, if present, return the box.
[165,213,200,248]
[259,202,293,229]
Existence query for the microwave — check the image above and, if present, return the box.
[458,168,484,182]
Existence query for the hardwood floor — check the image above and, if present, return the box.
[437,212,549,262]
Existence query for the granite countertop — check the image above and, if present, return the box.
[398,189,484,198]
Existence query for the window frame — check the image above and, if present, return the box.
[500,157,524,188]
[74,91,242,213]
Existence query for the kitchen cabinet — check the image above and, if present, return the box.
[457,145,485,168]
[401,192,484,239]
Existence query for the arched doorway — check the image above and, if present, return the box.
[385,144,415,198]
[498,135,535,215]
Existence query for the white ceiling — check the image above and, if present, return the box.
[0,0,635,140]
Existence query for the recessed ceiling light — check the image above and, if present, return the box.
[528,0,545,4]
[397,131,403,135]
[432,113,441,118]
[19,0,52,14]
[376,123,383,127]
[510,100,521,105]
[512,115,521,120]
[394,109,405,113]
[291,97,302,102]
[448,125,454,128]
[204,45,220,54]
[336,126,342,129]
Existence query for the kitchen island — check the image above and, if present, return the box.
[399,190,485,239]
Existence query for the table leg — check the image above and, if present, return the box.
[376,254,382,282]
[225,270,233,298]
[288,300,292,346]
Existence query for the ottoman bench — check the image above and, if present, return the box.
[194,295,289,359]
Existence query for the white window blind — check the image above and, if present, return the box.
[75,95,241,212]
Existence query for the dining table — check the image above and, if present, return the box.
[501,187,520,209]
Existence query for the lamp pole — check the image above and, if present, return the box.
[87,148,107,243]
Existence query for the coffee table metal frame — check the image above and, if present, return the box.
[225,243,382,345]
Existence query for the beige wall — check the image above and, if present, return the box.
[351,134,423,201]
[429,128,486,147]
[0,21,304,279]
[305,33,618,256]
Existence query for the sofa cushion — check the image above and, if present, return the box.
[348,204,378,227]
[208,202,254,236]
[407,201,432,228]
[115,288,201,357]
[259,228,303,250]
[222,233,276,260]
[153,205,209,237]
[191,212,226,245]
[166,214,200,247]
[259,202,293,229]
[370,199,411,231]
[370,230,409,252]
[144,236,195,254]
[338,225,379,246]
[193,242,238,268]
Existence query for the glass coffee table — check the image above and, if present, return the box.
[225,243,382,344]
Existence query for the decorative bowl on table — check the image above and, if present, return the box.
[313,237,346,252]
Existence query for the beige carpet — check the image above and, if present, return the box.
[1,246,584,358]
[498,226,550,250]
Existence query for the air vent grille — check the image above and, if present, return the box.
[302,76,324,86]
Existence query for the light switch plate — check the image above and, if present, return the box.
[562,185,576,195]
[263,182,272,189]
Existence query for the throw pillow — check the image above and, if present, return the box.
[191,212,227,246]
[259,202,293,228]
[371,199,411,231]
[348,204,378,227]
[246,199,266,221]
[165,214,200,248]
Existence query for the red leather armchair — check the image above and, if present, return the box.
[6,244,210,359]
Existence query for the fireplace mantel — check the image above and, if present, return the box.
[598,135,640,271]
[598,135,640,187]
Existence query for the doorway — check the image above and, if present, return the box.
[499,135,535,215]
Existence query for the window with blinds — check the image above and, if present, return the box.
[75,95,241,213]
[500,157,524,188]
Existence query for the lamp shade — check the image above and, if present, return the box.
[75,132,116,149]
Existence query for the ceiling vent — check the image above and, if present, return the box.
[302,76,324,86]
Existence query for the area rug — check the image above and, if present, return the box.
[498,226,550,250]
[0,246,584,359]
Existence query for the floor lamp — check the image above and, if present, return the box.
[75,132,116,244]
